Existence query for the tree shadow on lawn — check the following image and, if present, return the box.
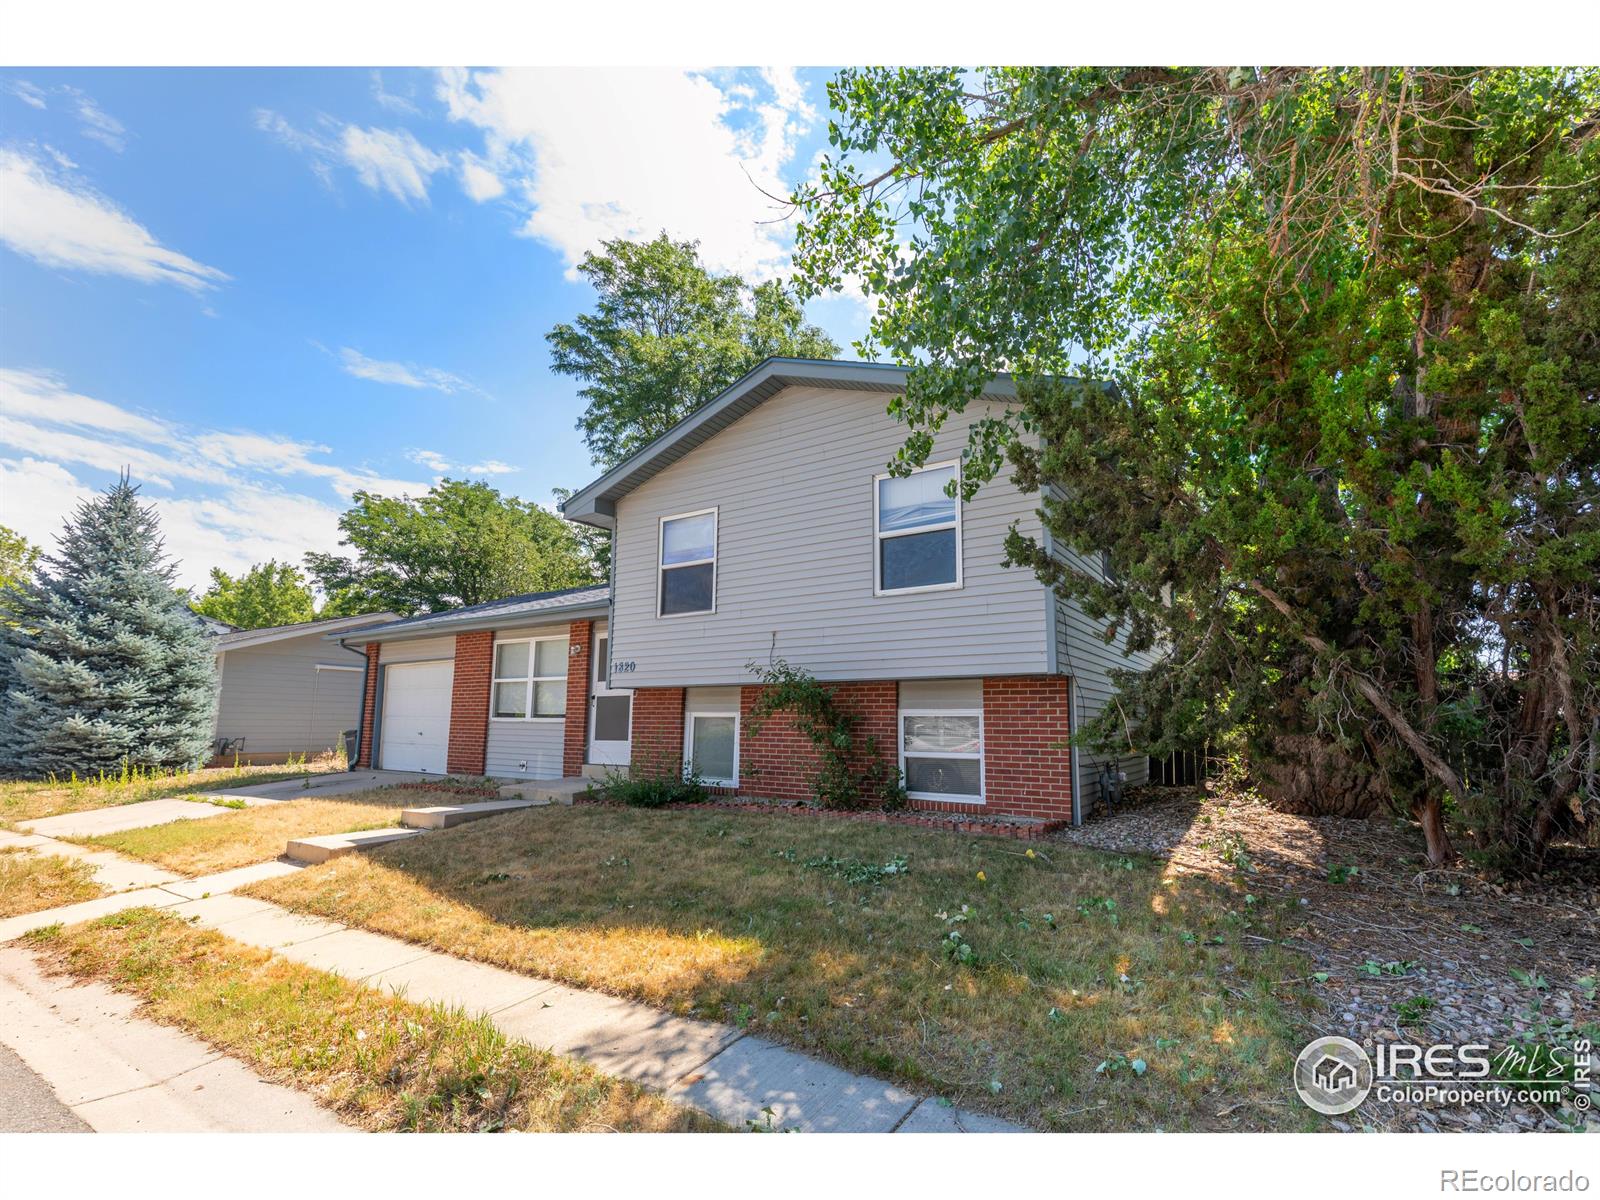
[245,802,1322,1132]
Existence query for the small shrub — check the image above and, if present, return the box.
[598,758,707,809]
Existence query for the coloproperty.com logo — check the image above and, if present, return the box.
[1293,1034,1593,1116]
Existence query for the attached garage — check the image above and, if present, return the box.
[378,659,453,774]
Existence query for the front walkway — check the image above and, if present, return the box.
[0,849,1024,1132]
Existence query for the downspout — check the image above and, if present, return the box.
[338,636,370,767]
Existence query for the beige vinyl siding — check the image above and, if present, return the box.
[899,679,982,710]
[610,385,1049,687]
[213,634,365,756]
[485,623,571,779]
[378,636,456,664]
[1050,544,1159,813]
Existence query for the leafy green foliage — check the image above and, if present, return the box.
[306,479,601,616]
[547,234,839,468]
[0,476,218,777]
[793,67,1600,872]
[597,758,707,809]
[0,525,40,597]
[744,658,907,809]
[191,559,317,629]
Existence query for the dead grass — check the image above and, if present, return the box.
[76,788,413,875]
[0,848,105,917]
[247,804,1320,1131]
[0,755,345,828]
[27,908,720,1132]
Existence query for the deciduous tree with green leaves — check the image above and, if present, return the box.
[0,525,40,599]
[794,67,1600,870]
[306,478,602,616]
[191,559,317,629]
[548,233,839,468]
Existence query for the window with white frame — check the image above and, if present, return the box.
[875,462,961,593]
[899,708,983,802]
[684,708,738,786]
[490,635,569,719]
[659,509,717,616]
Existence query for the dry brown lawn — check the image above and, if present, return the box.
[0,848,105,917]
[28,908,720,1132]
[247,803,1319,1131]
[0,755,345,828]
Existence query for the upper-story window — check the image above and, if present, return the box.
[875,462,962,594]
[659,508,717,617]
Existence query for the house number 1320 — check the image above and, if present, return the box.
[611,660,637,674]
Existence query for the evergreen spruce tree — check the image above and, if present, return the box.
[0,474,218,777]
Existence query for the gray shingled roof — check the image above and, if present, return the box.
[328,585,610,643]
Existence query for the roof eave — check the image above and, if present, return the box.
[327,601,613,644]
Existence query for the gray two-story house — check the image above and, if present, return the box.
[348,359,1152,825]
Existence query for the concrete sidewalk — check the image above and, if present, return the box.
[0,945,347,1132]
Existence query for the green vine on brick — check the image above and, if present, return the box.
[744,659,907,811]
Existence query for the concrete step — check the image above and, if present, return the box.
[401,798,549,830]
[580,763,613,781]
[496,778,592,806]
[285,827,423,865]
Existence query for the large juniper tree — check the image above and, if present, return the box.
[794,67,1600,870]
[0,476,218,777]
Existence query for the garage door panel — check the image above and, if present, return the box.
[380,661,452,774]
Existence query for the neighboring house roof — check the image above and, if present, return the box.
[216,612,400,653]
[330,585,611,644]
[193,612,239,637]
[559,358,1028,530]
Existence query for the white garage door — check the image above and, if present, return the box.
[380,660,453,774]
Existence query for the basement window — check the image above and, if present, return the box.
[899,709,984,803]
[491,635,568,719]
[875,462,961,594]
[659,509,717,617]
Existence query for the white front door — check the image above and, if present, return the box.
[587,625,631,766]
[379,660,452,773]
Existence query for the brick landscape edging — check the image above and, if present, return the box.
[575,794,1067,840]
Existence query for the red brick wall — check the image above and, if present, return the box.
[630,686,686,776]
[736,681,898,802]
[975,675,1074,821]
[446,630,493,776]
[356,641,379,767]
[562,620,593,776]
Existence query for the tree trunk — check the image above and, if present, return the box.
[1414,791,1453,867]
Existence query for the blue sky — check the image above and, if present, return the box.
[0,66,869,590]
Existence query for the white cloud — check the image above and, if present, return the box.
[0,148,228,292]
[339,125,448,205]
[434,67,814,279]
[338,347,478,395]
[65,87,126,152]
[457,151,505,202]
[406,448,518,477]
[6,79,47,110]
[0,370,436,589]
[257,110,448,206]
[370,70,420,116]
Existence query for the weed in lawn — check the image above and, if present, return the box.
[0,848,105,917]
[799,854,909,887]
[1394,994,1437,1024]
